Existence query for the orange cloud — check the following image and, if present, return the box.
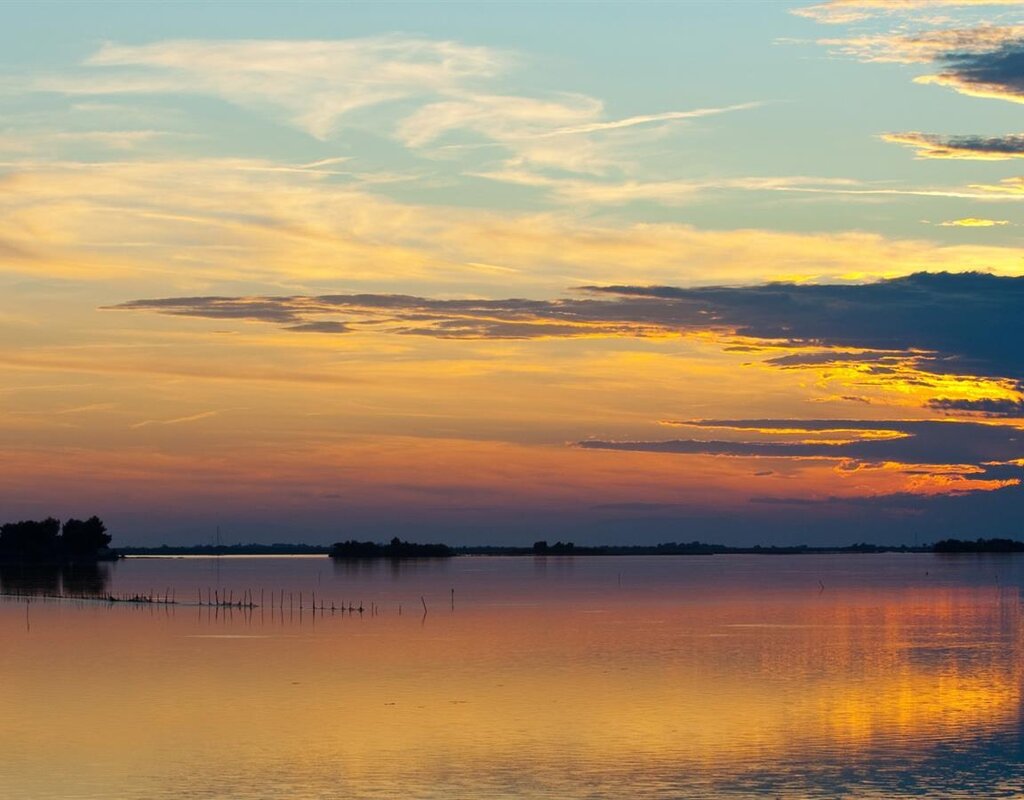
[794,0,1024,25]
[939,217,1010,226]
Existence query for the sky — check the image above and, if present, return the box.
[3,0,1024,546]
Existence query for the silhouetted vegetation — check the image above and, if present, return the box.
[461,540,928,556]
[329,537,454,559]
[43,531,1024,561]
[532,540,577,554]
[60,517,112,556]
[933,537,1024,553]
[0,516,115,562]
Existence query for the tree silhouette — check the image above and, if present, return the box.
[0,516,114,562]
[0,518,61,560]
[329,537,453,559]
[61,516,112,556]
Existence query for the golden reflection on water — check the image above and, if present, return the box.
[0,560,1021,799]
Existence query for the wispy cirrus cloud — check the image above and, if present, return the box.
[26,37,757,178]
[470,170,861,206]
[50,37,504,140]
[394,91,612,173]
[0,127,194,156]
[471,169,1024,204]
[8,156,1024,287]
[397,97,759,173]
[536,104,762,136]
[129,410,220,429]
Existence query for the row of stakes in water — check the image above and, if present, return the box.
[1,588,444,615]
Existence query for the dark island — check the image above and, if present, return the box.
[329,537,454,559]
[0,516,116,562]
[933,537,1024,553]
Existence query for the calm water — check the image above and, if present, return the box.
[1,554,1022,799]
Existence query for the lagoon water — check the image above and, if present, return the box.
[1,554,1022,799]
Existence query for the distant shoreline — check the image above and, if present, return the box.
[116,538,1024,557]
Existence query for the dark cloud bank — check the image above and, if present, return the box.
[933,41,1024,102]
[114,271,1024,394]
[580,418,1023,467]
[579,419,1024,506]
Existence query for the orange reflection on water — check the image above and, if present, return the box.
[1,572,1021,799]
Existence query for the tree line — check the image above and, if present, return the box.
[933,537,1024,553]
[0,516,113,561]
[329,537,453,559]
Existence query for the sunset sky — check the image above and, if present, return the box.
[4,0,1024,545]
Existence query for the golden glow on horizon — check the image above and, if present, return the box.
[2,309,1021,521]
